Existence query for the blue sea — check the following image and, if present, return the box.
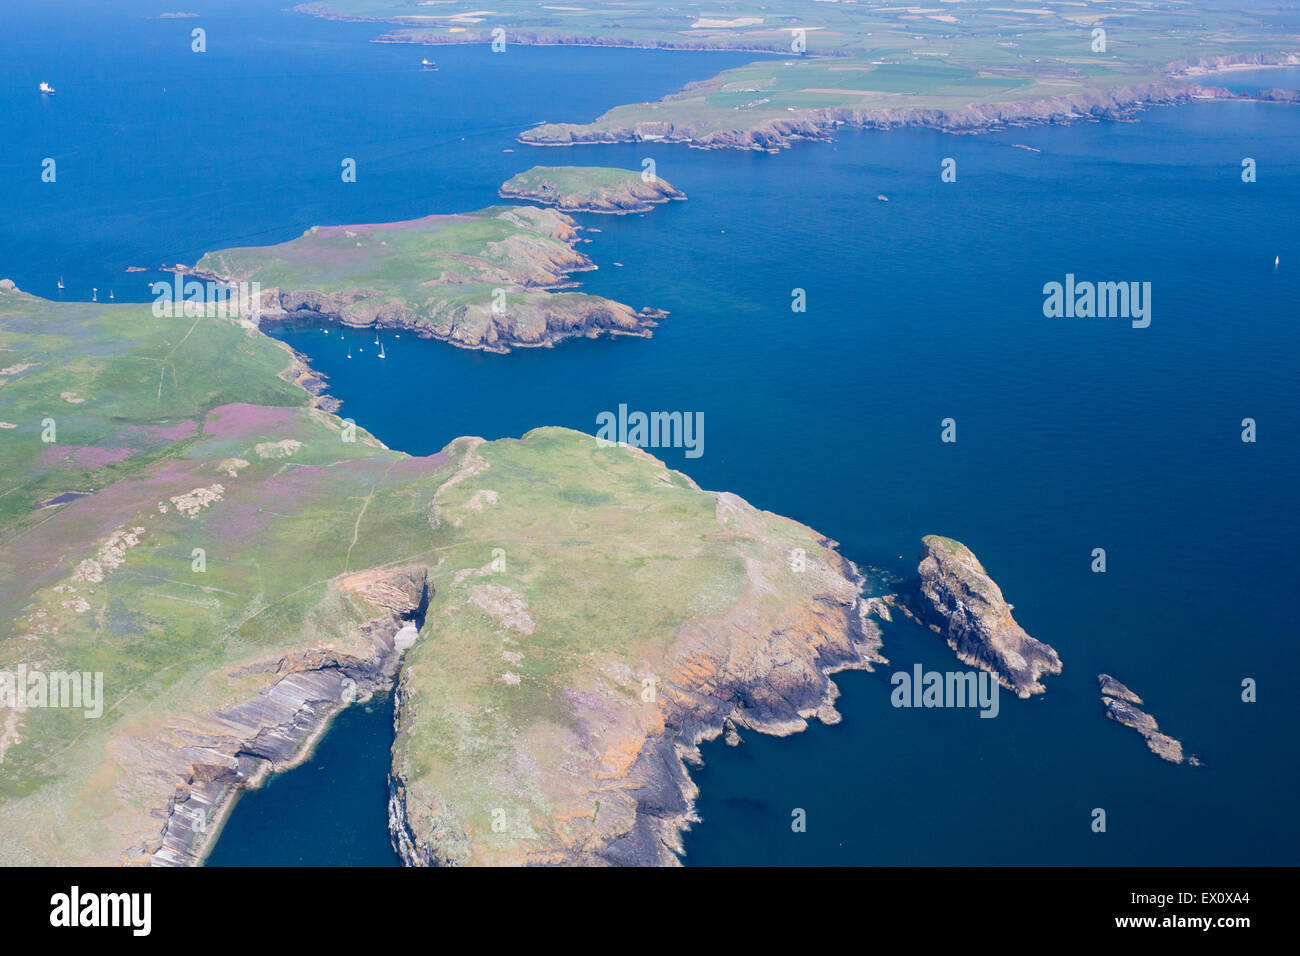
[5,1,1298,865]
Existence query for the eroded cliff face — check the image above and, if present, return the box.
[909,536,1062,699]
[519,83,1234,152]
[139,567,429,866]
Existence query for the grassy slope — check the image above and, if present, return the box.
[0,286,453,862]
[502,165,651,195]
[195,205,608,320]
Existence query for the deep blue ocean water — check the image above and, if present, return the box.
[4,1,1298,865]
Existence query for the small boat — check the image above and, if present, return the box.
[346,348,352,359]
[876,194,889,202]
[1275,255,1280,268]
[39,81,55,95]
[57,276,64,290]
[378,342,386,359]
[373,332,380,346]
[91,287,97,302]
[108,289,114,300]
[421,58,437,70]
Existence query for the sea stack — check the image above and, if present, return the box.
[911,535,1063,698]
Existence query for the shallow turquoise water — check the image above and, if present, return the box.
[5,1,1298,866]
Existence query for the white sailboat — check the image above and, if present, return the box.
[108,289,114,300]
[378,339,386,359]
[91,287,97,302]
[1275,255,1280,268]
[39,81,55,95]
[57,276,64,290]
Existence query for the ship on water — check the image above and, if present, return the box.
[39,81,55,95]
[421,58,437,70]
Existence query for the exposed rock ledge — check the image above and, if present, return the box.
[518,82,1235,153]
[904,535,1062,699]
[1098,674,1200,766]
[141,567,429,866]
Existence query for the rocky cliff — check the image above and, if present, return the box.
[908,535,1062,699]
[144,568,428,866]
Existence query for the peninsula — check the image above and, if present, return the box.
[190,205,665,353]
[500,166,685,214]
[0,282,884,866]
[292,1,1300,151]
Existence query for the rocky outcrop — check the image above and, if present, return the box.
[907,535,1062,698]
[1099,674,1199,766]
[142,567,429,866]
[519,83,1234,153]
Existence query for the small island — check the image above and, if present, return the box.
[904,535,1063,699]
[499,166,685,214]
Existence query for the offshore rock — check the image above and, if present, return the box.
[1098,674,1199,766]
[909,535,1062,698]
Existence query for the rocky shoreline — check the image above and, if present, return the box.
[518,82,1238,153]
